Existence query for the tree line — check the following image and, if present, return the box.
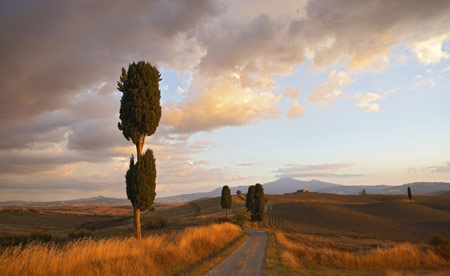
[221,183,265,228]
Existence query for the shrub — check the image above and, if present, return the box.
[1,233,28,246]
[430,234,447,246]
[68,228,92,239]
[145,215,168,229]
[232,209,251,226]
[30,230,53,242]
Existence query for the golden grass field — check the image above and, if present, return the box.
[1,193,450,275]
[263,193,450,276]
[0,223,242,276]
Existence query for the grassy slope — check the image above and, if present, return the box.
[263,193,450,275]
[264,193,450,241]
[0,223,243,276]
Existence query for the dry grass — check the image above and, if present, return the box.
[0,223,242,276]
[275,232,450,270]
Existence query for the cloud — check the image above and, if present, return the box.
[274,163,362,178]
[412,34,450,64]
[162,78,281,133]
[0,0,221,124]
[427,162,450,173]
[308,70,353,106]
[284,87,302,99]
[287,101,306,119]
[2,0,450,200]
[291,0,450,70]
[352,92,384,112]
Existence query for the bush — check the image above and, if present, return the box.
[30,230,53,242]
[68,228,92,239]
[232,208,251,226]
[1,233,28,246]
[430,234,447,246]
[216,217,228,223]
[145,215,168,229]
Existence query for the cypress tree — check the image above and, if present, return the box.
[246,185,255,220]
[118,61,161,240]
[221,185,232,220]
[254,183,265,228]
[408,186,412,200]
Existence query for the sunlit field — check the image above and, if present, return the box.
[265,231,450,276]
[0,223,242,276]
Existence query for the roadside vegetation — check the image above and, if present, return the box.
[265,231,450,276]
[0,223,242,276]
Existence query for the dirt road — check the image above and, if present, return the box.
[205,227,268,276]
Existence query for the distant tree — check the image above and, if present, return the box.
[254,183,265,228]
[360,189,367,196]
[221,185,232,220]
[118,61,161,240]
[236,190,242,196]
[408,186,412,200]
[246,185,256,219]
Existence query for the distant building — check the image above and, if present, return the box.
[284,189,309,195]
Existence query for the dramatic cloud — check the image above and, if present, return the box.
[274,163,362,178]
[0,0,221,123]
[2,0,450,199]
[163,79,281,133]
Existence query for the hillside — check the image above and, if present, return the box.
[264,192,450,242]
[0,196,129,207]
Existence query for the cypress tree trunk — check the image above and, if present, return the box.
[134,207,141,240]
[226,208,228,220]
[133,135,146,240]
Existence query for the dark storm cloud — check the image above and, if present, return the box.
[0,0,221,124]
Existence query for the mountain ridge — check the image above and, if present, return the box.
[1,178,449,205]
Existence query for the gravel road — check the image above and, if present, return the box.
[205,227,268,276]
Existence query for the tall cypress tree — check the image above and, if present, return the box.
[246,185,256,220]
[118,61,161,240]
[408,186,412,200]
[221,185,232,220]
[254,183,265,228]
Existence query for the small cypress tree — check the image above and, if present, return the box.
[221,185,232,220]
[246,185,256,220]
[254,183,265,228]
[408,186,412,200]
[236,190,242,196]
[360,189,366,196]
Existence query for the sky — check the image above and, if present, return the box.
[1,0,450,201]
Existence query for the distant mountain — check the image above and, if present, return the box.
[156,179,450,203]
[263,178,339,194]
[0,196,129,207]
[317,182,450,195]
[3,180,449,206]
[156,178,340,203]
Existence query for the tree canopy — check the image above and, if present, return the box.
[118,61,161,154]
[125,149,156,212]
